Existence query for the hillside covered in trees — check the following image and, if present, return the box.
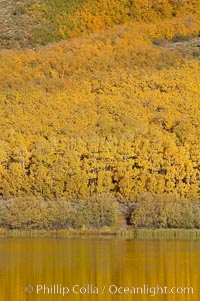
[0,0,200,230]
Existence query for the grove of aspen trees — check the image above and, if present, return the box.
[0,0,200,229]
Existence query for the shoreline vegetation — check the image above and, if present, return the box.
[0,195,200,231]
[1,228,200,240]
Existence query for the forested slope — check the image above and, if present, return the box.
[0,0,200,229]
[1,0,200,48]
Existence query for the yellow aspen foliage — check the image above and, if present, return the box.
[0,0,200,209]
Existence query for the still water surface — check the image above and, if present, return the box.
[0,237,199,301]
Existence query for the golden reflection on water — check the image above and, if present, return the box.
[0,237,199,301]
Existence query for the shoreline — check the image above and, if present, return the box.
[1,228,200,239]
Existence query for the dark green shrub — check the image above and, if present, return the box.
[46,200,76,229]
[1,194,118,230]
[172,34,192,42]
[130,194,197,229]
[72,194,118,229]
[130,193,171,228]
[2,197,50,229]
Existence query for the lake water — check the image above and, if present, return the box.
[0,237,199,301]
